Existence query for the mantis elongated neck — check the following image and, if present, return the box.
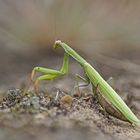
[54,40,87,66]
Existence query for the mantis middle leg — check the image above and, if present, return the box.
[72,74,90,96]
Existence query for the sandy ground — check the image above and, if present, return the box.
[0,47,140,140]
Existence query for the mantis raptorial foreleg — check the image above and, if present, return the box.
[32,74,57,91]
[31,53,69,91]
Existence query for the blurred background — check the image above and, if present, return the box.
[1,0,140,90]
[1,2,140,140]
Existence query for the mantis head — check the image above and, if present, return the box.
[53,40,62,49]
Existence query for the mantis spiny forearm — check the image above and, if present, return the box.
[31,40,140,124]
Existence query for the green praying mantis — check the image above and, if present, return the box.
[31,40,140,124]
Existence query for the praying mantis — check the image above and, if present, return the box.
[31,40,140,124]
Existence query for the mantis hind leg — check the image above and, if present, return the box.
[31,53,69,91]
[92,83,99,96]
